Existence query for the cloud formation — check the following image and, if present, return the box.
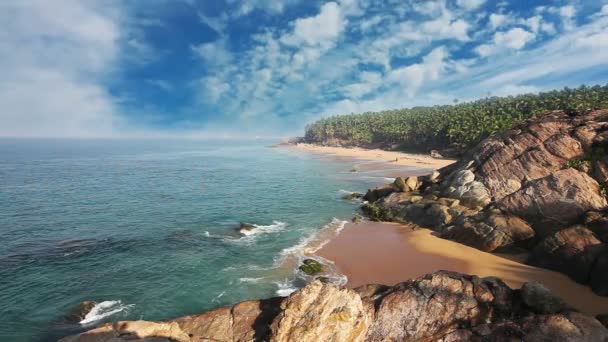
[0,0,607,137]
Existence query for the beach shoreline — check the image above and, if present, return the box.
[282,143,456,169]
[315,221,608,315]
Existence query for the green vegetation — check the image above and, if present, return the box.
[352,216,362,223]
[304,85,608,154]
[299,259,324,276]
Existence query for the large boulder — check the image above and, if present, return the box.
[64,301,97,323]
[499,169,607,236]
[528,226,604,284]
[442,210,535,252]
[585,211,608,242]
[363,183,396,202]
[270,280,371,342]
[366,271,514,341]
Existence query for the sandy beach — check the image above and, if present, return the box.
[288,143,455,169]
[316,222,608,315]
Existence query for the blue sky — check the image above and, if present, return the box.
[1,0,608,138]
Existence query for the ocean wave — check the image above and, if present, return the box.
[239,221,287,237]
[277,218,347,264]
[274,280,298,297]
[238,277,265,283]
[79,300,134,325]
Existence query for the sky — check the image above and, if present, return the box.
[1,0,608,138]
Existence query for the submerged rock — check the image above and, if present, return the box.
[237,223,256,235]
[342,192,363,201]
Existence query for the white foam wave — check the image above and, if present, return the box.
[239,277,265,283]
[276,218,347,266]
[79,300,134,325]
[239,220,287,237]
[275,280,298,297]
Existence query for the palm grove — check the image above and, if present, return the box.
[304,85,608,155]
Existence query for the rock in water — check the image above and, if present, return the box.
[238,223,256,235]
[342,192,363,201]
[65,301,97,323]
[299,259,324,276]
[270,281,371,342]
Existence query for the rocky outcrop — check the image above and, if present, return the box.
[499,169,607,237]
[62,271,608,342]
[362,109,608,296]
[528,226,603,284]
[270,280,371,341]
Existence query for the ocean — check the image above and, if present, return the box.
[0,138,404,341]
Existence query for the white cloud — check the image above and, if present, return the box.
[341,71,383,98]
[489,13,509,29]
[475,27,535,56]
[560,5,576,18]
[281,2,344,47]
[602,5,608,16]
[0,0,122,137]
[456,0,486,11]
[387,47,448,95]
[191,39,233,68]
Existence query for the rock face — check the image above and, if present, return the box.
[62,271,608,342]
[363,109,608,296]
[499,169,607,237]
[270,280,371,342]
[528,226,603,284]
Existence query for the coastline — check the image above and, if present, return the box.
[316,221,608,315]
[284,143,455,169]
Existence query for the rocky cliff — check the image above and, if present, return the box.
[60,271,608,342]
[363,109,608,297]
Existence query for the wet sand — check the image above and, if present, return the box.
[287,144,455,169]
[316,222,608,315]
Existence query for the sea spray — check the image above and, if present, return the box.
[79,301,134,325]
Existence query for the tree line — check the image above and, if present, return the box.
[304,84,608,154]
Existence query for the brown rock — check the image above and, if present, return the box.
[363,183,396,202]
[442,211,534,252]
[528,226,603,284]
[393,177,409,192]
[520,281,572,314]
[59,321,191,342]
[65,300,96,323]
[499,169,608,236]
[405,176,418,191]
[366,271,517,341]
[270,281,371,342]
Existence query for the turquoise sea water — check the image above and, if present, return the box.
[0,138,415,341]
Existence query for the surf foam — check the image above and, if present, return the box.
[79,300,134,325]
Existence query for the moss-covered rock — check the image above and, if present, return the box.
[342,192,363,201]
[299,259,324,276]
[352,216,362,223]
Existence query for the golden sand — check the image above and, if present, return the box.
[287,144,455,169]
[317,222,608,315]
